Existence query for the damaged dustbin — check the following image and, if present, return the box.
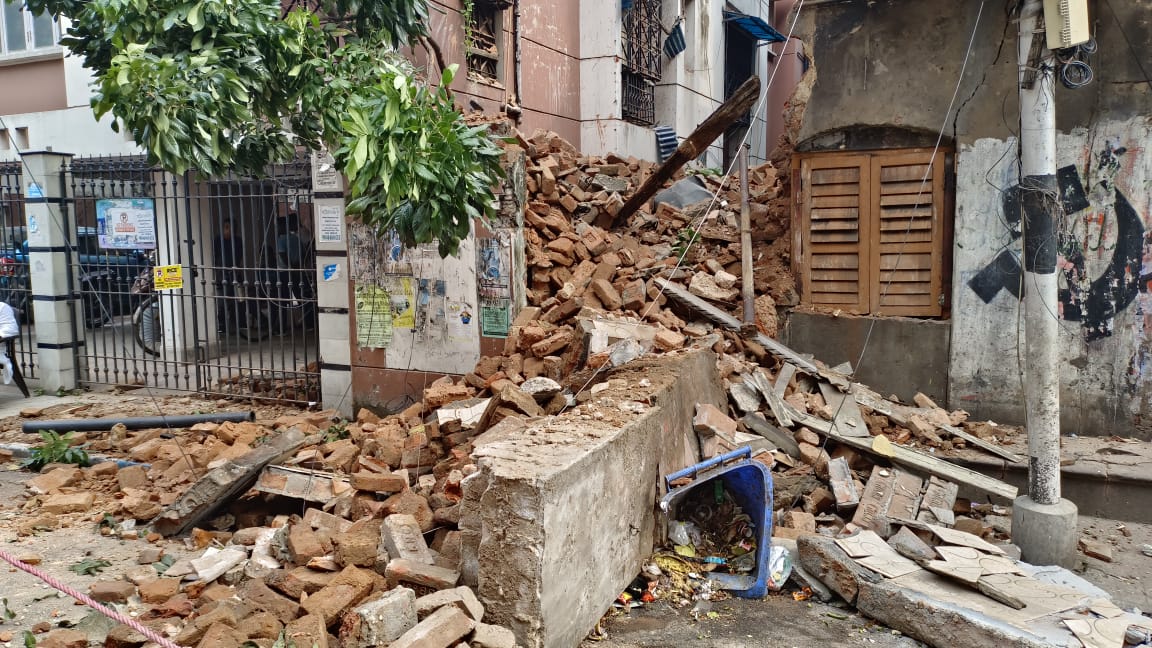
[659,447,775,598]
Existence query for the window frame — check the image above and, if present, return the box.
[0,0,60,57]
[465,2,503,84]
[792,148,953,318]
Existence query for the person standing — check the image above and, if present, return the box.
[212,218,243,336]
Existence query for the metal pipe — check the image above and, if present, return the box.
[22,411,254,434]
[739,144,755,325]
[513,0,522,107]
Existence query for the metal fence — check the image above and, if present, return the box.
[0,162,35,379]
[65,153,320,404]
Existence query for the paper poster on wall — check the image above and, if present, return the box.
[479,297,511,337]
[312,151,342,192]
[96,198,156,250]
[447,301,475,342]
[317,204,344,244]
[381,276,416,329]
[355,285,393,348]
[476,235,511,299]
[414,278,447,342]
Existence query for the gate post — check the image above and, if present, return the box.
[22,151,81,392]
[311,152,353,416]
[151,170,209,366]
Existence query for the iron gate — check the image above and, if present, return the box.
[0,162,35,379]
[66,154,320,404]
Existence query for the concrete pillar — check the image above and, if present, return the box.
[151,170,207,365]
[311,151,353,417]
[22,151,82,392]
[1011,0,1078,568]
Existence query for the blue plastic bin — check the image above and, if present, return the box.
[659,446,775,598]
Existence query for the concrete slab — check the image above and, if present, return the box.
[799,534,1122,648]
[462,348,723,648]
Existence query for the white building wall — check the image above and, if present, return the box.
[579,0,772,167]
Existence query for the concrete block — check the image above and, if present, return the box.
[1011,496,1078,568]
[464,349,719,648]
[390,605,475,648]
[381,514,434,565]
[342,586,417,646]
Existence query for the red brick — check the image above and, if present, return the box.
[385,559,460,591]
[351,471,407,493]
[284,614,328,648]
[300,565,376,626]
[692,403,737,439]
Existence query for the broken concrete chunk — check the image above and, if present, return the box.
[728,382,762,414]
[343,586,418,647]
[688,272,738,302]
[693,403,737,439]
[1079,538,1114,562]
[519,377,562,400]
[888,526,936,563]
[190,547,247,583]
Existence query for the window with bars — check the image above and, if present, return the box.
[794,149,953,317]
[466,3,502,83]
[1,0,57,55]
[621,0,662,126]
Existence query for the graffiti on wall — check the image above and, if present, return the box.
[967,142,1146,343]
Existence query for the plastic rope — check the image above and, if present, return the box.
[0,547,183,648]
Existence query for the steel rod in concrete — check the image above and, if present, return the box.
[22,411,255,434]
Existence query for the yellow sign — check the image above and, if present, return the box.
[153,264,183,290]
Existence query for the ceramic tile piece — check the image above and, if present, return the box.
[928,523,1006,555]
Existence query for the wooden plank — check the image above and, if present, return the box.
[812,254,859,269]
[811,207,860,221]
[880,180,933,194]
[812,231,860,244]
[812,280,861,294]
[610,76,761,227]
[880,253,933,270]
[812,269,859,281]
[812,195,859,209]
[811,219,859,231]
[853,388,1024,463]
[812,182,860,197]
[880,194,932,207]
[880,164,931,182]
[811,167,860,184]
[655,278,822,374]
[818,381,869,438]
[774,363,797,397]
[783,401,1018,500]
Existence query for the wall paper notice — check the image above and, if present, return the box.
[317,204,344,244]
[355,285,393,348]
[480,297,511,337]
[415,278,447,342]
[477,235,512,299]
[381,276,416,330]
[447,301,475,342]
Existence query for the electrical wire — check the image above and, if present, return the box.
[562,0,809,409]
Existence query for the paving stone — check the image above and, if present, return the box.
[341,586,417,647]
[389,605,475,648]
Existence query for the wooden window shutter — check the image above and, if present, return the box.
[798,154,870,313]
[869,151,946,316]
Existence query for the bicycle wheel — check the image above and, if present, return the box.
[133,295,162,356]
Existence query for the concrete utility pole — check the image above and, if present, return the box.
[1010,0,1079,568]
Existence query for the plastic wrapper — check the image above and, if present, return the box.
[766,545,793,591]
[0,302,18,339]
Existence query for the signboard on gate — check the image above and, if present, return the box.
[153,265,183,290]
[96,198,157,250]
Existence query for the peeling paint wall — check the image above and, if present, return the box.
[951,117,1152,439]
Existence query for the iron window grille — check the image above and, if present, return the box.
[467,4,501,82]
[621,0,662,126]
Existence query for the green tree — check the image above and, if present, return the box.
[28,0,503,256]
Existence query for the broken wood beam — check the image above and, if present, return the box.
[149,428,311,537]
[784,403,1018,501]
[610,76,761,228]
[854,388,1023,464]
[656,277,820,374]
